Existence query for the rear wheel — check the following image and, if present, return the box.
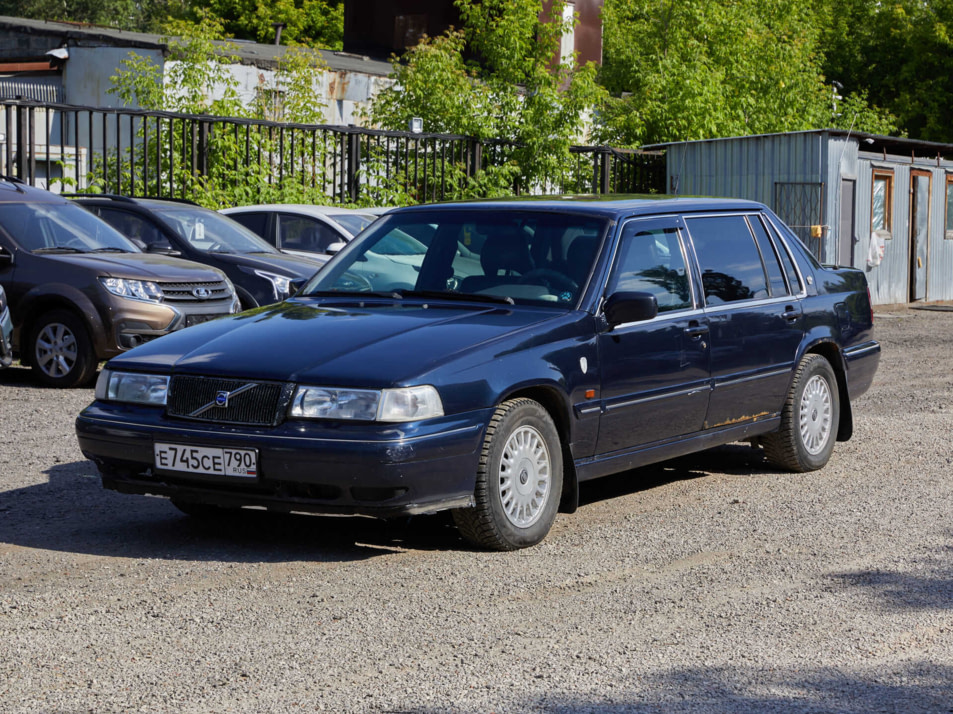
[762,354,839,472]
[29,310,98,388]
[453,398,563,551]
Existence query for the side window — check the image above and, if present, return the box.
[608,219,692,313]
[229,212,269,242]
[98,208,172,251]
[687,215,768,305]
[278,216,339,253]
[872,169,894,237]
[747,215,789,297]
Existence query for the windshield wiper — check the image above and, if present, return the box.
[395,289,514,305]
[89,247,131,253]
[33,246,86,253]
[304,290,403,299]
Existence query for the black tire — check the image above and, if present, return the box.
[29,310,98,388]
[452,398,563,551]
[762,354,840,472]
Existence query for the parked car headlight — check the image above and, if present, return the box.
[100,277,163,302]
[253,269,293,300]
[95,369,169,406]
[378,385,444,422]
[290,385,443,422]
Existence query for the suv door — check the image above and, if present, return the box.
[684,213,804,429]
[595,216,711,454]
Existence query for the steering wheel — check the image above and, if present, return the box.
[518,268,578,295]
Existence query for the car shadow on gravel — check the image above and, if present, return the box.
[0,460,463,563]
[497,661,953,713]
[578,443,768,508]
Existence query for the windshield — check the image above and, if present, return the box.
[0,202,139,253]
[153,205,280,254]
[301,210,608,307]
[331,213,376,236]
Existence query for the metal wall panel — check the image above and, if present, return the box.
[927,169,953,302]
[665,132,953,305]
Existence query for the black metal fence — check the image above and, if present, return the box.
[0,99,666,205]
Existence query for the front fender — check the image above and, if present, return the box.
[15,283,108,358]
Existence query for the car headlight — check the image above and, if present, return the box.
[95,369,169,406]
[100,277,163,302]
[254,270,293,300]
[290,385,443,422]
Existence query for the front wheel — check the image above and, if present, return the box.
[452,398,563,551]
[762,354,840,472]
[29,310,98,388]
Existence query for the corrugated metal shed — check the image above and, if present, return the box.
[648,131,953,305]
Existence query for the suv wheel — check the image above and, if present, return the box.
[30,310,98,388]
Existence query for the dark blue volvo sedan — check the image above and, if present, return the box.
[76,198,880,550]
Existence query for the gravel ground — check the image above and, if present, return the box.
[1,306,951,713]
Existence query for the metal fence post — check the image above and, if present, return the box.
[347,131,361,203]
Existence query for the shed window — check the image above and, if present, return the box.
[946,175,953,240]
[871,170,894,237]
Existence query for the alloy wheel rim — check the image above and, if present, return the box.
[35,323,78,378]
[498,425,551,528]
[799,374,832,455]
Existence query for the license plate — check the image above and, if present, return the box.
[154,443,258,478]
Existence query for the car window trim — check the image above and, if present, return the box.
[598,214,698,324]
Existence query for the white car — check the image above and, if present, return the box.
[220,204,377,260]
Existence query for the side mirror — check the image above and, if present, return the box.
[603,291,658,328]
[129,237,148,251]
[325,241,346,255]
[289,278,307,296]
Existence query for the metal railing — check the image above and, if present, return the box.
[0,99,666,204]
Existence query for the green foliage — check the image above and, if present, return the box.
[178,0,345,50]
[91,20,335,208]
[0,0,167,31]
[598,0,898,146]
[367,0,606,196]
[819,0,953,142]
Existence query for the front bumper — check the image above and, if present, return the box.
[76,403,490,517]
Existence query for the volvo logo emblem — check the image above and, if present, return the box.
[190,382,260,418]
[192,287,212,299]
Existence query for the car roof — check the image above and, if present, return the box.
[221,204,375,218]
[0,177,69,203]
[71,195,213,212]
[385,195,768,219]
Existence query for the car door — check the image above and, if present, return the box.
[684,213,804,429]
[595,216,711,454]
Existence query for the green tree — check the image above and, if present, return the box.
[820,0,953,142]
[182,0,345,49]
[367,0,606,196]
[0,0,167,31]
[598,0,898,146]
[96,16,335,208]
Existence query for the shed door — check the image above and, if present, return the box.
[910,170,931,302]
[839,179,856,266]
